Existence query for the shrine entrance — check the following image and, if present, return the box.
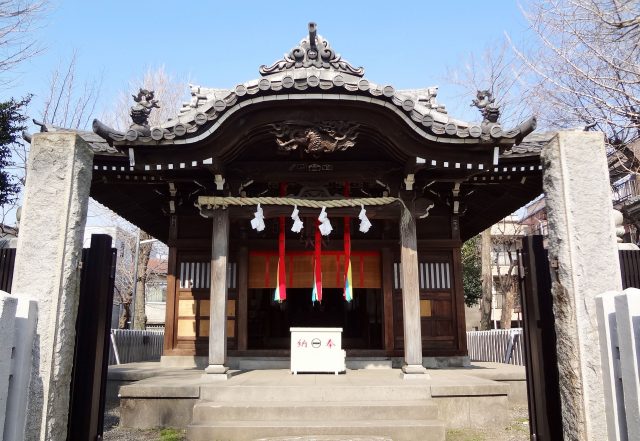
[247,250,383,350]
[85,22,544,374]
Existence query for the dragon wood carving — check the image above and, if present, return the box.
[270,121,360,155]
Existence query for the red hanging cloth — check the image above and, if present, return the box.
[343,182,353,301]
[274,183,287,302]
[312,221,322,303]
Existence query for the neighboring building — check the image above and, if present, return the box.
[145,257,168,328]
[466,142,640,331]
[32,23,544,369]
[83,225,169,329]
[465,215,525,331]
[520,196,548,237]
[84,225,128,329]
[0,224,18,248]
[489,216,524,328]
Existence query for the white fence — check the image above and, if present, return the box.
[596,288,640,441]
[466,328,525,366]
[0,292,37,441]
[108,328,165,365]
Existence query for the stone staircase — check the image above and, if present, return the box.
[187,381,445,441]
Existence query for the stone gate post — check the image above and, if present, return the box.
[542,131,622,441]
[11,132,93,441]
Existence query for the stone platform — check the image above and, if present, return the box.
[109,362,525,441]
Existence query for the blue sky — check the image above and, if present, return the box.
[3,0,532,129]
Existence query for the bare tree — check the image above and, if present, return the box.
[0,0,46,84]
[512,0,640,150]
[101,66,187,328]
[40,51,102,130]
[89,206,167,330]
[445,40,532,127]
[0,1,46,228]
[0,52,102,233]
[446,44,530,330]
[479,228,493,330]
[101,65,188,130]
[491,217,524,329]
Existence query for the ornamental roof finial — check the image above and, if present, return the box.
[259,22,364,77]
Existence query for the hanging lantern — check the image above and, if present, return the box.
[318,207,332,236]
[358,204,372,233]
[250,203,265,231]
[291,205,304,233]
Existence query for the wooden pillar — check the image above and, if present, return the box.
[399,207,428,377]
[451,214,468,355]
[164,215,178,354]
[382,247,394,354]
[205,208,231,378]
[163,246,177,353]
[452,245,468,355]
[237,246,249,351]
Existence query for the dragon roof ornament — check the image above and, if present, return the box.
[130,89,159,134]
[259,22,364,77]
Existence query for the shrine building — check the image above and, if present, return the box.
[80,23,541,375]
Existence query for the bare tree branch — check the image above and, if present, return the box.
[0,0,46,85]
[512,0,640,151]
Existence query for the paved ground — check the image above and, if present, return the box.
[104,397,186,441]
[445,405,529,441]
[104,363,529,441]
[103,400,529,441]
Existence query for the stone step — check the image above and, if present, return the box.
[187,419,445,441]
[200,384,431,402]
[192,400,439,422]
[235,357,393,370]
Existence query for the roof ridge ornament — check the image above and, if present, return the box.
[472,90,500,124]
[130,88,160,137]
[259,22,364,77]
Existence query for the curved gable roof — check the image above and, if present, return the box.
[93,23,536,152]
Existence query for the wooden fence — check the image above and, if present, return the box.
[0,293,37,440]
[466,328,525,366]
[596,288,640,440]
[108,329,164,365]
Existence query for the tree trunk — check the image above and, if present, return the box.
[133,230,152,330]
[479,228,493,330]
[500,279,515,329]
[118,302,130,329]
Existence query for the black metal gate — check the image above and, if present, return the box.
[619,249,640,288]
[67,234,117,441]
[519,235,563,441]
[0,247,16,292]
[0,235,117,440]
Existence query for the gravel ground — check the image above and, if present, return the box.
[102,400,186,441]
[103,402,529,441]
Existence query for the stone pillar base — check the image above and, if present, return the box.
[203,364,231,380]
[401,364,429,380]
